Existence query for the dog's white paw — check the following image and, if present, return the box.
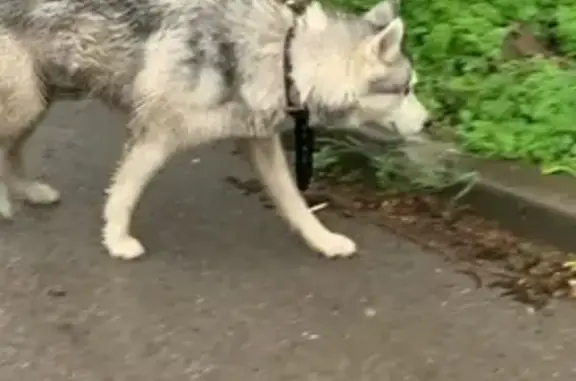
[22,182,60,205]
[0,198,13,219]
[309,232,357,258]
[0,183,13,219]
[104,235,146,260]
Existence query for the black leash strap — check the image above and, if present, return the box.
[283,26,315,192]
[292,107,315,192]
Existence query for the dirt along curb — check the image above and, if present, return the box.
[444,158,576,254]
[281,130,576,254]
[231,134,576,307]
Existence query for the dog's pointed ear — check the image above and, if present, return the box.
[301,1,328,30]
[365,17,404,62]
[363,0,399,29]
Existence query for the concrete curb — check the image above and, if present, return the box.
[444,159,576,253]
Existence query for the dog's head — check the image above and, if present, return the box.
[292,0,430,138]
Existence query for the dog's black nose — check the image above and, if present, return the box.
[423,119,434,130]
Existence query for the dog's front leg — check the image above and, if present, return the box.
[245,135,357,258]
[102,134,177,260]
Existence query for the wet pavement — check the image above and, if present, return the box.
[1,101,575,381]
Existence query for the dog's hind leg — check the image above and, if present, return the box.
[244,135,357,258]
[0,33,59,219]
[4,113,61,206]
[0,176,11,218]
[102,131,178,259]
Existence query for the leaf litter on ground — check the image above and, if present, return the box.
[229,133,576,311]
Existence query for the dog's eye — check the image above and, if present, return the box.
[369,79,412,96]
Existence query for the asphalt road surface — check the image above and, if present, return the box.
[1,101,576,381]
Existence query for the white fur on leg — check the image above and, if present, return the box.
[103,196,147,260]
[19,181,60,205]
[304,231,357,258]
[104,231,145,260]
[102,138,174,260]
[0,182,14,219]
[245,135,357,258]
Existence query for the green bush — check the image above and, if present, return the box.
[456,59,576,175]
[323,0,576,175]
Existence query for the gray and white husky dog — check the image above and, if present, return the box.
[0,0,429,259]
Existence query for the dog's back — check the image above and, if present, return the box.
[0,0,177,104]
[0,0,292,107]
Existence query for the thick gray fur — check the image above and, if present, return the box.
[0,0,429,259]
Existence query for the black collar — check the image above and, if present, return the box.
[282,24,315,192]
[282,25,307,114]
